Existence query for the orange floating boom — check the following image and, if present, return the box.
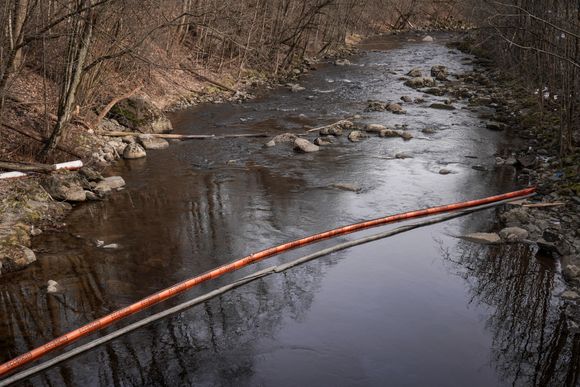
[0,187,535,378]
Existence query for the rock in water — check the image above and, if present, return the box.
[407,68,423,78]
[348,130,366,142]
[0,245,36,273]
[123,143,147,159]
[294,138,319,153]
[331,183,361,192]
[386,103,406,114]
[47,280,64,294]
[430,65,448,81]
[138,134,169,150]
[334,59,351,66]
[404,77,436,88]
[401,96,413,102]
[366,124,387,133]
[462,232,501,244]
[430,103,456,110]
[314,137,332,146]
[422,35,434,42]
[269,133,298,146]
[499,227,529,241]
[94,176,126,194]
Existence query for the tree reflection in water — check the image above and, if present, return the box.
[441,241,580,386]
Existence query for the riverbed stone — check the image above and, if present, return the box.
[422,128,436,134]
[407,68,423,78]
[269,133,298,146]
[463,232,502,244]
[334,59,351,66]
[499,226,529,241]
[0,245,36,274]
[123,143,146,159]
[430,103,456,110]
[138,134,170,150]
[422,35,434,42]
[366,124,387,133]
[314,137,332,146]
[47,280,64,294]
[294,138,319,153]
[366,100,386,112]
[401,95,413,102]
[348,130,367,142]
[386,103,406,114]
[405,77,436,88]
[430,65,448,81]
[94,176,126,195]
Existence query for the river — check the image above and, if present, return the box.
[1,32,578,387]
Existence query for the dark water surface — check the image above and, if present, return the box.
[1,33,579,386]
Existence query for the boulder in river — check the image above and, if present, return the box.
[123,143,147,159]
[405,77,436,88]
[365,100,386,112]
[407,68,423,78]
[422,128,436,134]
[294,138,319,153]
[348,130,367,142]
[430,103,456,110]
[400,96,413,102]
[109,96,172,133]
[320,120,352,136]
[379,129,400,138]
[422,35,434,42]
[138,134,170,150]
[47,280,64,294]
[386,103,406,114]
[314,137,332,146]
[366,124,387,133]
[430,65,448,81]
[269,133,298,146]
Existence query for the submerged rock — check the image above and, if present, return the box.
[123,143,147,159]
[138,134,169,150]
[94,176,126,195]
[294,138,319,153]
[331,183,361,192]
[430,103,456,110]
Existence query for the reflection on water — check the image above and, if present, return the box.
[0,32,577,386]
[443,242,580,386]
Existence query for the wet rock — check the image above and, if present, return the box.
[30,226,42,236]
[47,280,64,294]
[423,87,447,96]
[379,129,399,138]
[517,155,537,168]
[123,143,147,159]
[85,191,99,201]
[430,65,448,81]
[331,183,361,192]
[537,239,558,255]
[294,138,319,153]
[495,157,505,165]
[102,243,120,249]
[405,77,436,88]
[463,232,501,244]
[138,134,169,150]
[499,227,529,241]
[561,290,580,301]
[94,176,126,195]
[320,120,352,136]
[334,59,351,66]
[288,83,305,92]
[439,168,453,175]
[366,124,387,133]
[395,152,413,159]
[422,35,434,42]
[365,100,386,112]
[42,173,87,202]
[314,137,332,146]
[348,130,366,142]
[399,131,413,141]
[0,245,36,274]
[269,133,298,146]
[414,97,426,103]
[109,96,172,133]
[543,228,561,243]
[407,68,423,78]
[422,128,436,134]
[501,207,530,226]
[401,95,413,102]
[472,165,487,171]
[386,103,406,114]
[563,264,580,282]
[430,103,456,110]
[486,122,506,131]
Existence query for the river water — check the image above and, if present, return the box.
[1,33,578,387]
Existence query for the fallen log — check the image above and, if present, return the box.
[0,160,83,180]
[102,131,269,139]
